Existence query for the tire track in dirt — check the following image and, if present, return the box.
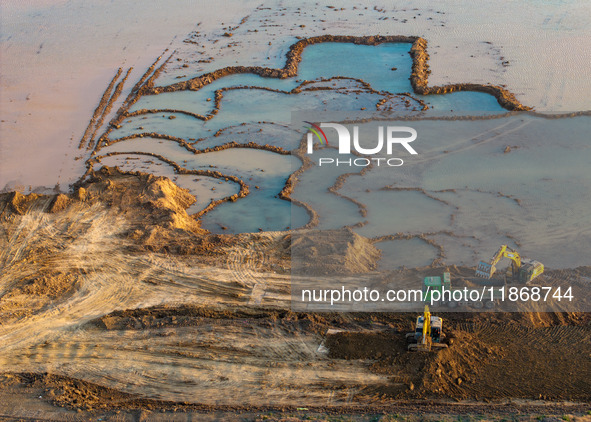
[423,321,591,401]
[225,234,275,305]
[2,322,391,406]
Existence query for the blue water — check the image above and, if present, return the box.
[129,73,299,117]
[299,43,414,94]
[300,43,505,115]
[108,41,515,233]
[118,42,506,143]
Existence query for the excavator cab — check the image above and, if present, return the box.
[431,324,442,343]
[517,259,544,283]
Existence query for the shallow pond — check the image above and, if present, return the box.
[102,41,546,243]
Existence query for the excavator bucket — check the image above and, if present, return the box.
[475,261,495,278]
[408,337,432,352]
[407,336,447,352]
[408,343,431,352]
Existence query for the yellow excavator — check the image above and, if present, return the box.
[406,305,448,352]
[475,245,544,283]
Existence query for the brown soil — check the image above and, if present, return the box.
[67,303,591,408]
[328,315,591,403]
[0,169,590,418]
[1,166,239,256]
[290,228,381,275]
[2,309,589,414]
[2,374,591,421]
[78,67,123,149]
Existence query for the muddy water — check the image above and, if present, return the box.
[375,238,438,270]
[290,148,365,230]
[104,42,510,238]
[326,114,591,269]
[97,42,591,271]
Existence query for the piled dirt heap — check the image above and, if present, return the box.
[79,166,206,248]
[82,167,222,254]
[325,312,591,403]
[0,167,237,255]
[289,228,380,275]
[0,167,237,322]
[411,322,591,402]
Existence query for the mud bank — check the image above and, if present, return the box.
[143,35,530,111]
[79,68,134,151]
[3,372,591,417]
[408,38,530,111]
[125,76,425,125]
[78,68,123,150]
[96,53,174,152]
[97,132,290,157]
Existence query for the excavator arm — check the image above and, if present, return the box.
[489,245,507,267]
[502,249,521,276]
[417,305,433,351]
[422,305,431,343]
[476,245,521,279]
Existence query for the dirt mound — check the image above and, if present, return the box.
[290,228,381,275]
[417,323,591,401]
[80,167,245,254]
[0,271,81,322]
[81,166,202,231]
[0,167,243,323]
[324,318,591,403]
[4,191,43,215]
[4,373,139,412]
[0,167,242,256]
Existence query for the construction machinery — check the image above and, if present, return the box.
[475,245,544,284]
[423,271,498,309]
[423,272,452,304]
[406,305,448,352]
